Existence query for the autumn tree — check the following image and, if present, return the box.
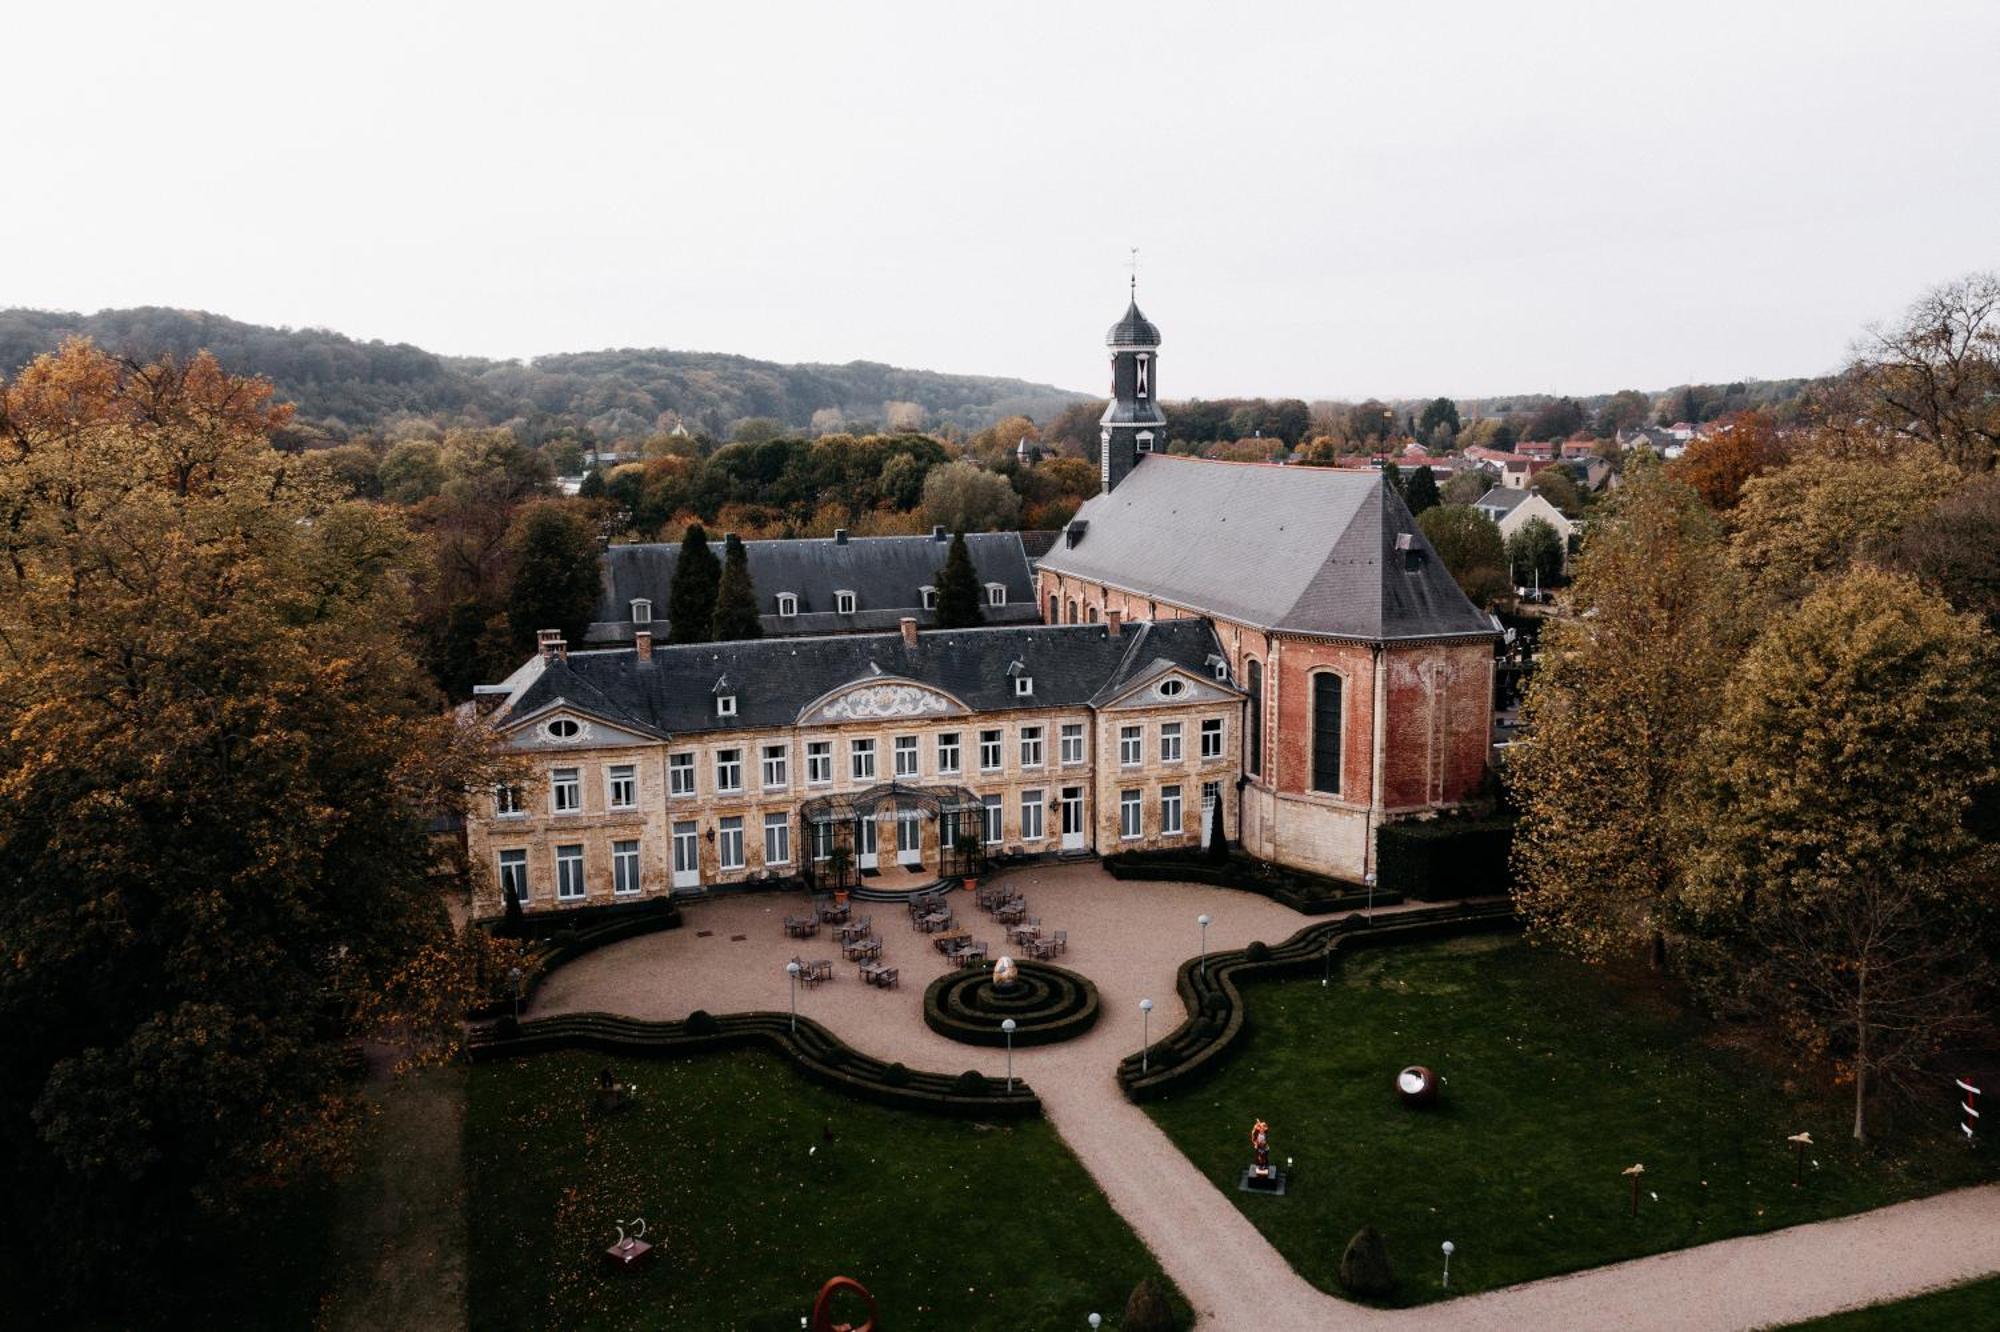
[1594,388,1652,437]
[922,458,1020,532]
[1441,469,1490,505]
[1528,465,1583,516]
[504,500,601,654]
[667,522,721,643]
[1418,396,1461,444]
[1667,409,1788,510]
[1509,461,1750,962]
[933,530,986,629]
[1845,271,2000,473]
[711,532,763,640]
[1416,504,1508,606]
[1878,469,2000,630]
[1680,568,1999,1141]
[0,341,502,1320]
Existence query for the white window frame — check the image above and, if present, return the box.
[978,728,1003,772]
[937,731,961,774]
[1021,789,1045,841]
[835,590,857,614]
[777,592,799,617]
[1060,722,1085,766]
[497,848,529,903]
[763,812,792,866]
[630,598,652,625]
[894,735,919,778]
[1119,725,1143,768]
[986,583,1007,607]
[607,764,637,810]
[806,740,833,786]
[1159,722,1183,764]
[715,748,743,794]
[920,586,937,610]
[1014,675,1034,697]
[982,794,1003,845]
[1162,784,1183,836]
[716,695,737,718]
[494,784,524,818]
[551,767,582,815]
[810,819,834,862]
[850,737,876,782]
[761,743,789,790]
[555,844,585,900]
[1019,725,1044,769]
[1200,718,1224,760]
[1119,789,1143,840]
[718,817,745,871]
[613,839,642,896]
[669,751,696,797]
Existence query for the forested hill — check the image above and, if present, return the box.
[0,307,1087,441]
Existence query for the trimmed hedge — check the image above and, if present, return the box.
[466,899,684,1020]
[467,1008,1041,1120]
[1115,901,1519,1103]
[923,960,1101,1048]
[485,893,684,942]
[1100,849,1400,915]
[1374,816,1515,902]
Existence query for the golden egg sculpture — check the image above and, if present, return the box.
[992,955,1019,989]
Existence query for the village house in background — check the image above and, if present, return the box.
[1474,486,1578,570]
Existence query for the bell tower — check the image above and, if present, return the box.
[1099,277,1166,493]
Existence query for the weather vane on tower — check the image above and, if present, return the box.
[1128,246,1139,297]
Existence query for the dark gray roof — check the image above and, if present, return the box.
[1106,298,1162,348]
[1474,487,1529,514]
[505,619,1230,737]
[589,531,1040,643]
[1038,455,1496,642]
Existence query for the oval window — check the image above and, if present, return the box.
[1157,678,1186,699]
[545,718,581,739]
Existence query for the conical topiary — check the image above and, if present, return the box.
[1338,1225,1395,1297]
[1122,1275,1176,1332]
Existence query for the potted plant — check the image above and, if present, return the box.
[955,832,980,891]
[828,844,853,905]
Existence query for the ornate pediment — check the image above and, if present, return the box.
[800,679,968,725]
[1100,667,1235,711]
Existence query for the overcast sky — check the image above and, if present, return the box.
[8,1,1997,400]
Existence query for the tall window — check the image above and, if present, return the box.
[764,812,791,866]
[551,767,581,814]
[613,840,641,896]
[1047,593,1058,624]
[668,752,695,797]
[1021,789,1045,841]
[555,844,585,900]
[718,817,745,870]
[715,748,743,793]
[1119,789,1143,840]
[1246,659,1263,777]
[894,735,919,778]
[762,744,789,789]
[1200,717,1224,759]
[979,728,1002,772]
[936,732,961,774]
[810,820,834,862]
[1019,725,1044,768]
[607,764,636,810]
[982,794,1003,844]
[1159,722,1183,763]
[494,785,524,817]
[806,740,832,785]
[850,738,876,782]
[1311,673,1343,795]
[1067,599,1078,624]
[1060,723,1085,765]
[1162,784,1183,835]
[498,849,528,903]
[1119,724,1143,767]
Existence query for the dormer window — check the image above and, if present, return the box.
[835,590,857,615]
[630,598,652,625]
[1014,675,1034,697]
[1206,653,1230,683]
[716,695,737,718]
[986,583,1007,607]
[776,592,798,617]
[920,586,937,610]
[1137,431,1156,454]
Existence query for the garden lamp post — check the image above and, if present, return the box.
[508,966,524,1023]
[1198,913,1212,976]
[1365,872,1377,922]
[1441,1239,1454,1287]
[1088,1316,1102,1329]
[786,961,801,1034]
[1002,1018,1017,1092]
[1140,998,1154,1073]
[1788,1131,1812,1188]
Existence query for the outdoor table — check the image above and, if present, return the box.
[933,928,970,953]
[995,904,1025,925]
[817,901,851,924]
[833,921,869,943]
[1028,937,1059,960]
[919,911,952,932]
[1007,923,1041,945]
[843,937,882,961]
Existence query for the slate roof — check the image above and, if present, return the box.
[1474,487,1530,515]
[588,531,1040,643]
[1038,455,1497,643]
[1106,298,1162,348]
[501,619,1231,738]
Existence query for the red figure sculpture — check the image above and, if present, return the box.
[810,1275,878,1332]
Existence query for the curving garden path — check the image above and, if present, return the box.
[528,863,2000,1330]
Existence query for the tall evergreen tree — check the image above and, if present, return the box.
[711,533,763,640]
[1402,464,1441,515]
[505,501,601,654]
[667,523,721,644]
[1380,462,1406,497]
[933,530,986,628]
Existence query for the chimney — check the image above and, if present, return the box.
[537,628,567,663]
[931,525,946,542]
[834,528,849,545]
[900,616,919,648]
[1105,608,1123,637]
[634,630,653,662]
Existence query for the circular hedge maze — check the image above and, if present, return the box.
[923,960,1101,1047]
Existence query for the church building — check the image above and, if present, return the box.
[1035,292,1498,883]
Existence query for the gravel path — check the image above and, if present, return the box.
[530,865,2000,1330]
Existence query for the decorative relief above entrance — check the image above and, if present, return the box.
[811,682,960,723]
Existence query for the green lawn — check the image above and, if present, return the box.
[465,1048,1184,1331]
[1144,933,1993,1306]
[1786,1275,2000,1329]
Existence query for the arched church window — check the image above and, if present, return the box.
[1246,659,1263,778]
[1311,672,1343,795]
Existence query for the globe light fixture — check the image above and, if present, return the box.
[1140,997,1154,1072]
[1441,1239,1455,1287]
[1001,1017,1017,1091]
